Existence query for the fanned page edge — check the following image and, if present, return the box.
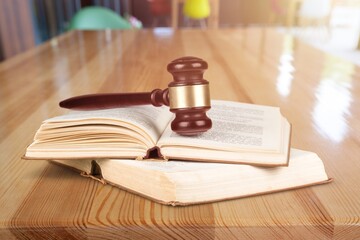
[24,105,173,160]
[42,106,172,143]
[22,154,142,161]
[23,147,165,161]
[63,159,333,206]
[47,150,333,206]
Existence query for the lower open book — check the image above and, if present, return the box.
[52,148,331,206]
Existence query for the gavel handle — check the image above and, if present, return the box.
[59,89,170,110]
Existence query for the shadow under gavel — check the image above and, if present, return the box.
[59,56,212,136]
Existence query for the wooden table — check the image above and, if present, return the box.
[1,28,360,239]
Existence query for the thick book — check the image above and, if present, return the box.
[24,100,291,166]
[52,149,331,206]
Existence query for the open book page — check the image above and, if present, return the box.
[158,100,284,152]
[41,106,173,147]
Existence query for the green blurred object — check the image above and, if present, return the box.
[68,6,132,30]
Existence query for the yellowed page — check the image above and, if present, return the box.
[157,100,290,165]
[39,105,173,146]
[25,105,173,159]
[97,149,329,204]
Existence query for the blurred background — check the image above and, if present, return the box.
[0,0,359,63]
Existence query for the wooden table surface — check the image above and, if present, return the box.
[1,28,360,239]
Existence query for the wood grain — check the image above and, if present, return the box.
[1,28,360,239]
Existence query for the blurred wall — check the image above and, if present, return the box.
[0,0,36,60]
[219,0,294,26]
[1,0,351,61]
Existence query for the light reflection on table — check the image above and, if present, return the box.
[312,55,354,143]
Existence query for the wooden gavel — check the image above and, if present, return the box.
[59,56,212,136]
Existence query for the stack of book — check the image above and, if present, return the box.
[24,100,331,206]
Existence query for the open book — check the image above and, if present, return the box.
[53,149,331,206]
[24,100,291,166]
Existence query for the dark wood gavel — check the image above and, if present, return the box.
[59,56,212,136]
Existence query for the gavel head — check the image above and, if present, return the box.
[167,56,212,136]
